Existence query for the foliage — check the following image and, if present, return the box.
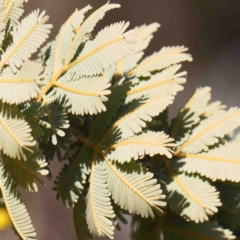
[0,1,239,240]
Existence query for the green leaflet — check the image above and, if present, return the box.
[40,101,69,145]
[215,183,240,230]
[54,146,93,207]
[1,148,48,192]
[88,81,131,143]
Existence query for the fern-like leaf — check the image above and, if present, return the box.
[88,81,131,143]
[68,21,135,77]
[125,65,186,104]
[106,131,175,163]
[0,163,37,239]
[0,103,35,160]
[1,0,24,27]
[115,23,160,76]
[128,46,192,77]
[179,142,240,182]
[176,107,240,154]
[107,95,173,140]
[1,148,48,192]
[86,160,115,239]
[0,9,52,72]
[170,87,211,139]
[41,101,69,145]
[215,184,240,230]
[54,72,111,115]
[0,61,42,104]
[48,5,91,75]
[64,2,120,65]
[164,162,221,223]
[54,146,92,207]
[104,158,166,218]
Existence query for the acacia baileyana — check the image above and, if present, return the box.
[0,1,239,240]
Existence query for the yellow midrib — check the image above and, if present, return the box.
[3,1,13,23]
[98,97,166,145]
[115,59,124,76]
[89,159,101,235]
[178,111,240,153]
[10,157,44,185]
[163,160,205,207]
[54,81,100,97]
[4,0,11,7]
[0,21,38,70]
[64,5,98,65]
[37,36,124,101]
[53,10,77,74]
[0,178,26,240]
[104,156,153,206]
[128,51,181,76]
[67,36,124,69]
[107,141,166,151]
[0,78,35,83]
[180,153,240,165]
[0,115,22,147]
[126,77,173,96]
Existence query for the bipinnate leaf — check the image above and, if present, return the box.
[215,184,240,230]
[0,0,25,47]
[104,158,166,218]
[68,21,135,77]
[0,0,25,27]
[177,107,240,154]
[1,148,48,192]
[170,87,212,139]
[0,103,35,160]
[0,163,37,240]
[106,131,175,163]
[49,5,92,75]
[54,72,111,115]
[165,164,221,223]
[0,61,42,104]
[115,22,160,76]
[108,95,173,140]
[128,46,192,77]
[41,101,69,145]
[179,142,240,182]
[88,82,131,143]
[125,65,186,104]
[54,146,92,207]
[86,160,115,239]
[64,2,121,65]
[0,9,52,72]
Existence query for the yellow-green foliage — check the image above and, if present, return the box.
[0,1,239,240]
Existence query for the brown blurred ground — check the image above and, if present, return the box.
[1,0,240,239]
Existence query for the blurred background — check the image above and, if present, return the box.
[1,0,240,239]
